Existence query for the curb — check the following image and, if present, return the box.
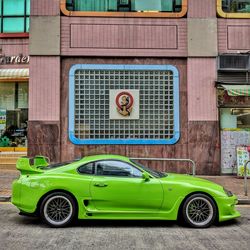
[238,199,250,205]
[0,196,11,202]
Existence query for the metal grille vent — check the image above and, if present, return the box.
[74,69,175,140]
[219,55,249,71]
[217,71,250,84]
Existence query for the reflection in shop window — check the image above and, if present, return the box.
[221,108,250,130]
[0,82,28,147]
[221,0,250,13]
[231,108,250,128]
[0,0,30,33]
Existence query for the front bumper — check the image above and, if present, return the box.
[217,195,241,222]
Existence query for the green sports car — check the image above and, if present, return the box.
[12,155,240,228]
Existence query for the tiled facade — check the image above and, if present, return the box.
[1,0,249,175]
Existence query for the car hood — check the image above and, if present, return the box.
[161,173,224,191]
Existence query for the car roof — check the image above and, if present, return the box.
[80,154,131,163]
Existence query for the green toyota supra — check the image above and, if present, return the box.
[12,155,240,228]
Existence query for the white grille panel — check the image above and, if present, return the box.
[74,69,175,140]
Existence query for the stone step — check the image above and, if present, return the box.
[0,164,17,170]
[0,152,27,170]
[0,157,21,164]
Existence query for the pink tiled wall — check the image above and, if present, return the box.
[29,56,60,121]
[188,0,216,18]
[31,0,60,16]
[187,58,218,121]
[0,38,29,69]
[61,17,187,57]
[218,19,250,53]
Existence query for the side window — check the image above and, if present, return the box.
[95,161,142,178]
[78,163,94,175]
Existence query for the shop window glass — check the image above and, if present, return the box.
[0,82,28,147]
[68,64,180,145]
[220,108,250,130]
[0,83,15,110]
[0,0,30,33]
[18,83,28,109]
[220,108,250,174]
[231,108,250,128]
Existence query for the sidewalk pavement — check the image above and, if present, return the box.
[0,170,249,203]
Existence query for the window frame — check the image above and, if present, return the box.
[0,0,29,37]
[77,160,143,178]
[217,0,250,18]
[60,0,187,18]
[77,162,95,175]
[68,64,180,145]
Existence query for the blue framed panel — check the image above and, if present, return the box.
[69,64,180,145]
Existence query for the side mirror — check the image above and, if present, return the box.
[142,172,150,181]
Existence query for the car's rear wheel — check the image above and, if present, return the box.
[40,192,76,227]
[182,193,217,228]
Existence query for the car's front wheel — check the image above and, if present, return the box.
[40,192,76,227]
[182,193,217,228]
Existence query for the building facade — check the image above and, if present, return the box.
[1,0,250,175]
[0,0,29,159]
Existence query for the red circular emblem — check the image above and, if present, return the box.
[116,92,134,110]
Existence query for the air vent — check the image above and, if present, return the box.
[218,54,249,71]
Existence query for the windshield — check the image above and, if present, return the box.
[130,160,167,178]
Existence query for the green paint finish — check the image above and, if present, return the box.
[12,155,240,223]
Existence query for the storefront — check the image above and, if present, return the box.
[0,0,30,155]
[217,54,250,175]
[0,68,29,150]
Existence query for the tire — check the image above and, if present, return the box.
[182,193,217,228]
[40,192,77,227]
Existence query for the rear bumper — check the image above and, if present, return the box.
[11,178,41,214]
[11,180,22,208]
[217,195,241,222]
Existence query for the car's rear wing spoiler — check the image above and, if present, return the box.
[16,156,49,175]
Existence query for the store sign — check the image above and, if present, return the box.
[0,109,6,130]
[109,89,140,120]
[0,55,29,65]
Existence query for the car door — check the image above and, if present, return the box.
[90,160,164,212]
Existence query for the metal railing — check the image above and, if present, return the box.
[130,157,196,176]
[244,160,250,196]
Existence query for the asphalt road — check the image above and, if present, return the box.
[0,203,250,250]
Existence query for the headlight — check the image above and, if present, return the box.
[223,187,233,197]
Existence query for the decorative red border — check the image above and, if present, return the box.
[0,33,29,38]
[116,91,134,110]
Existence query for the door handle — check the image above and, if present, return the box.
[94,182,108,187]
